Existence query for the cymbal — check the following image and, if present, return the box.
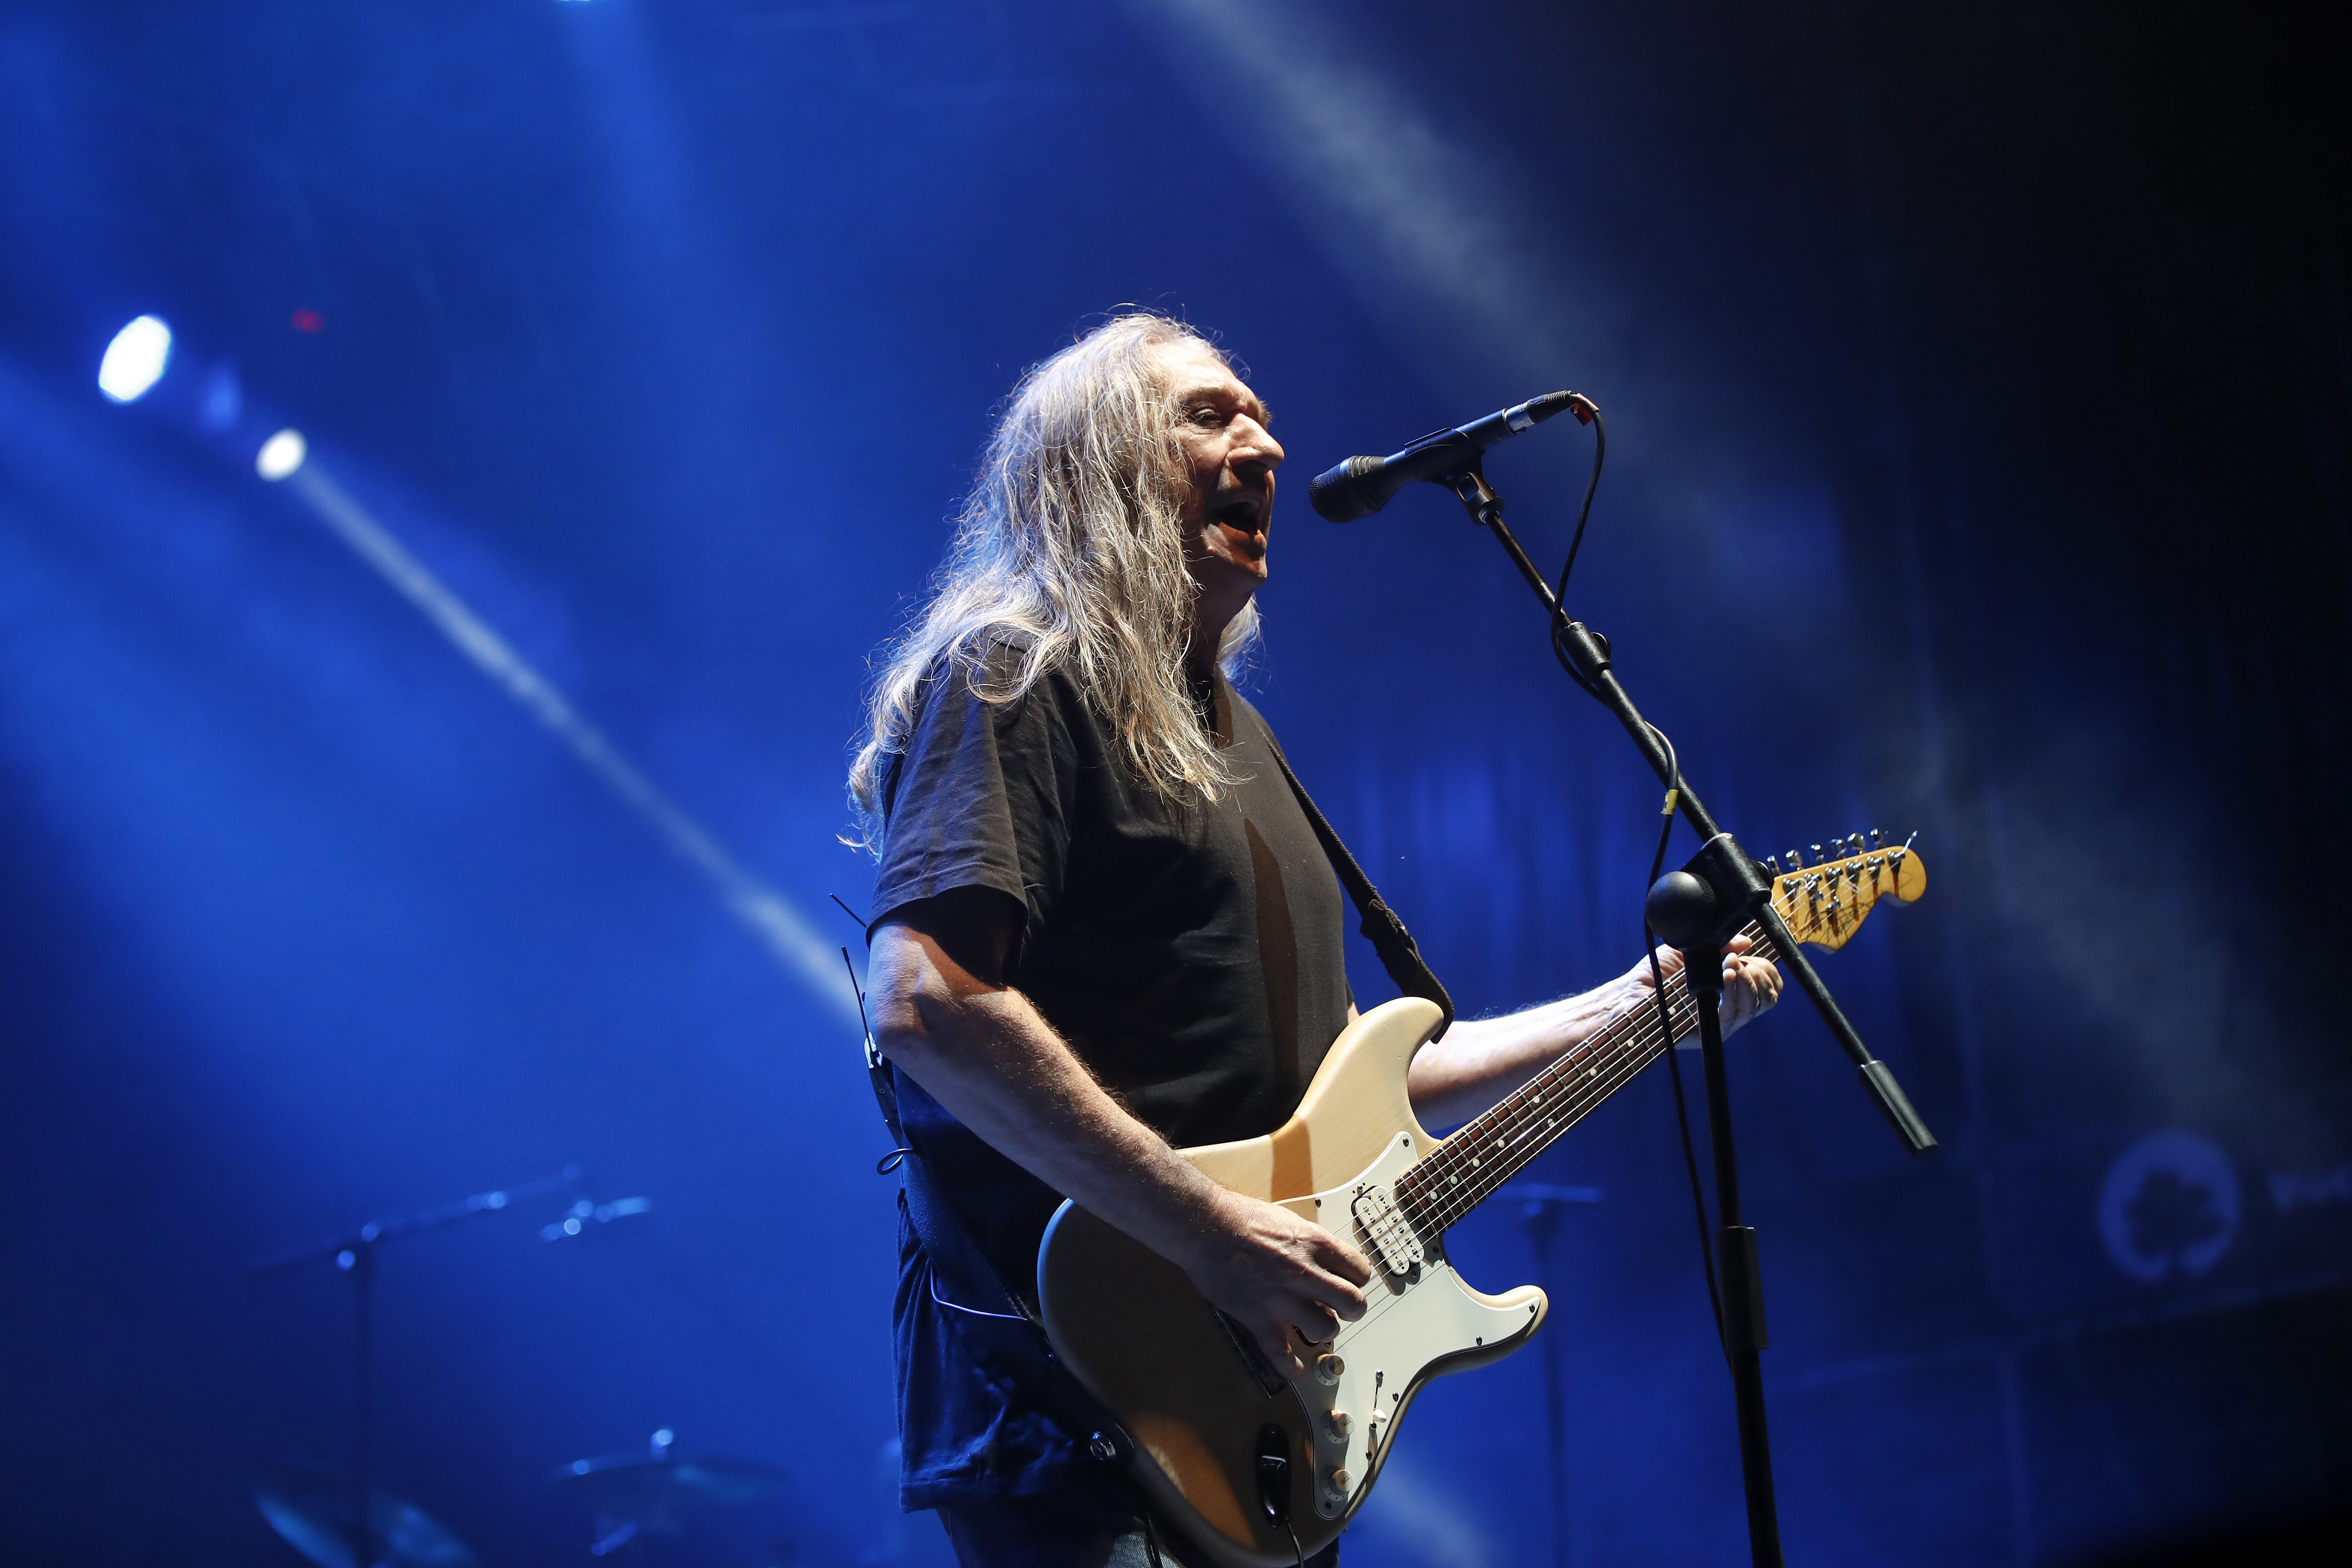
[552,1452,785,1517]
[254,1460,482,1568]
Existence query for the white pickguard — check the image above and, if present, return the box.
[1290,1132,1547,1522]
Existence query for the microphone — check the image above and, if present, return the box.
[1308,390,1596,522]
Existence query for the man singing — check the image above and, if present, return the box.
[852,313,1780,1566]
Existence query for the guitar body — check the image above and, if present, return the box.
[1037,998,1545,1568]
[1035,839,1927,1566]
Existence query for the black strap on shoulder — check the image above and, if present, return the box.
[1259,735,1455,1034]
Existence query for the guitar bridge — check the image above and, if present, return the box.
[1351,1184,1425,1277]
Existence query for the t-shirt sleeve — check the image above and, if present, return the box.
[869,655,1078,949]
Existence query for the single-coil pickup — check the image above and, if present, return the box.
[1351,1184,1425,1277]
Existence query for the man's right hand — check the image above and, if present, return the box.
[1175,1188,1375,1378]
[872,891,1375,1378]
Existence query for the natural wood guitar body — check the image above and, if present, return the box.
[1037,998,1544,1568]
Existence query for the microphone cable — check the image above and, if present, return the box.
[1544,403,1609,701]
[1553,402,1608,612]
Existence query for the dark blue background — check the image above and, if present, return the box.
[2,3,2346,1565]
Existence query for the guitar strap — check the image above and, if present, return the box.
[1259,733,1456,1034]
[864,723,1453,1498]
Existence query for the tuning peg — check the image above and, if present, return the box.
[1810,843,1824,866]
[1869,827,1885,850]
[1786,847,1803,870]
[1763,854,1781,874]
[1849,833,1867,857]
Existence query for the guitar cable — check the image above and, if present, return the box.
[1641,728,1730,1364]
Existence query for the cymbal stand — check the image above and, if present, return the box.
[1504,1182,1602,1568]
[250,1166,583,1567]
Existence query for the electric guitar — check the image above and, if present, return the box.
[1037,836,1927,1568]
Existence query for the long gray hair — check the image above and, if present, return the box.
[848,313,1259,840]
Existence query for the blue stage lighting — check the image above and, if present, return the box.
[255,429,308,481]
[200,363,242,431]
[98,315,173,403]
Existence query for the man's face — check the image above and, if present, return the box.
[1151,338,1285,625]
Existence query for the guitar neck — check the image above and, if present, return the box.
[1394,922,1779,1238]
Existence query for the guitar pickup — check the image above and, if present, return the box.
[1351,1185,1426,1277]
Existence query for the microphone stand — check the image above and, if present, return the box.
[1435,464,1937,1568]
[249,1166,583,1568]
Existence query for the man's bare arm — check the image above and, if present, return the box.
[867,886,1373,1375]
[1406,936,1784,1129]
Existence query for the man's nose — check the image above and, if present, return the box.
[1234,418,1284,474]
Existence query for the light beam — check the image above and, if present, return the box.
[277,459,855,1022]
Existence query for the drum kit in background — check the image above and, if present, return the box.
[248,1170,788,1566]
[254,1429,787,1568]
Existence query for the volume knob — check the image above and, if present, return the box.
[1329,1467,1354,1494]
[1314,1354,1345,1386]
[1323,1410,1352,1443]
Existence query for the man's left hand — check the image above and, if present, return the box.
[1626,934,1785,1035]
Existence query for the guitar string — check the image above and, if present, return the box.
[1400,857,1902,1231]
[1324,994,1715,1355]
[1321,979,1721,1356]
[1403,884,1856,1232]
[1420,973,1703,1209]
[1301,1002,1728,1496]
[1308,866,1896,1332]
[1413,949,1739,1232]
[1305,867,1902,1436]
[1401,929,1753,1231]
[1406,994,1696,1235]
[1413,904,1782,1198]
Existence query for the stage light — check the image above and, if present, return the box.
[255,429,308,481]
[98,315,173,403]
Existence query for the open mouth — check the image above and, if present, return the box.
[1213,496,1265,533]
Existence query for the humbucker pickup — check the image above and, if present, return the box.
[1351,1185,1424,1277]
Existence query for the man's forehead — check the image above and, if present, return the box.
[1153,340,1265,413]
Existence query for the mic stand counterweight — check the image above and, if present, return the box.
[1435,464,1938,1568]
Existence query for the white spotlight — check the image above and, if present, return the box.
[255,429,308,481]
[98,315,173,403]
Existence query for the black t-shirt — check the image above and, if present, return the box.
[870,636,1353,1308]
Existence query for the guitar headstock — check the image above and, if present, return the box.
[1761,830,1926,952]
